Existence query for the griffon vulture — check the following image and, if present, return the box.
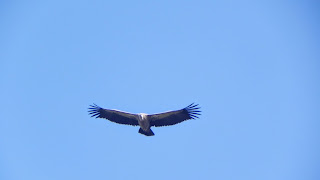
[88,103,201,136]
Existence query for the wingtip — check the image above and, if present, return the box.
[187,103,200,109]
[185,103,201,119]
[88,103,102,118]
[89,103,101,109]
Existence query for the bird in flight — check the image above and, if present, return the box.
[88,103,201,136]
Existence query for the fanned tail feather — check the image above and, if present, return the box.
[139,128,154,136]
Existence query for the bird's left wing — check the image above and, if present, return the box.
[88,104,139,126]
[149,103,201,127]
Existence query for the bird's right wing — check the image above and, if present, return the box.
[149,103,201,127]
[88,104,139,126]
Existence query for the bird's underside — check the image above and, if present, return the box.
[88,103,201,136]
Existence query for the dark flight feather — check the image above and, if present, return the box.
[149,103,201,127]
[88,104,139,126]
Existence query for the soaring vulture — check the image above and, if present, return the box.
[88,103,201,136]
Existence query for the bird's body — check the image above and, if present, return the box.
[88,103,201,136]
[137,113,154,136]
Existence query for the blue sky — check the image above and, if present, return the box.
[1,1,319,180]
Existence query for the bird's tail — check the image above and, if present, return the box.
[139,128,154,136]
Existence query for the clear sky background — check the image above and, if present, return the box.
[1,1,319,180]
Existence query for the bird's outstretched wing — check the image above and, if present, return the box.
[149,103,201,127]
[88,104,139,126]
